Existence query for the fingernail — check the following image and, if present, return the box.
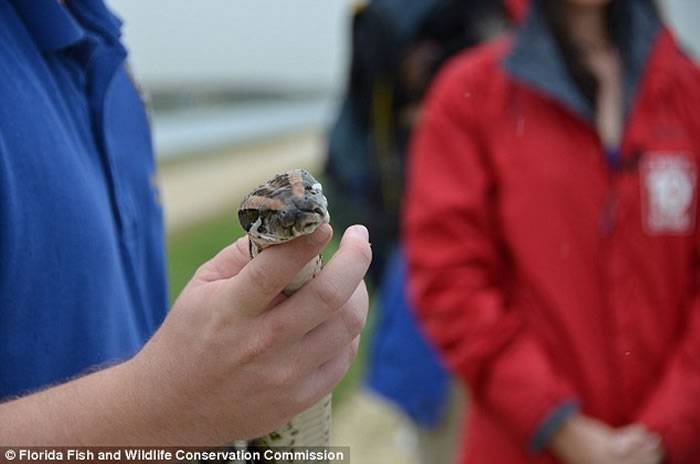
[346,224,369,241]
[311,223,332,245]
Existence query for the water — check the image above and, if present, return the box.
[152,98,337,160]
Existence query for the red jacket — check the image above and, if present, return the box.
[404,4,700,463]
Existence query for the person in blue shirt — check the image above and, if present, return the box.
[0,0,370,444]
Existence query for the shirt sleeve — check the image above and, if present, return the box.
[403,67,577,450]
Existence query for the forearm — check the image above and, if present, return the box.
[0,225,370,447]
[0,357,194,446]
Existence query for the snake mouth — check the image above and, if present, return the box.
[292,207,328,235]
[299,207,326,216]
[247,206,328,245]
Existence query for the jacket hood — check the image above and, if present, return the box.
[502,0,661,123]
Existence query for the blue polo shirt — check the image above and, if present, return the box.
[0,0,168,399]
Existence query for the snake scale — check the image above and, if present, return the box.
[237,169,332,464]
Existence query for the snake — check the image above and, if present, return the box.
[237,168,332,463]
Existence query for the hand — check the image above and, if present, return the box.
[551,415,664,464]
[550,415,615,464]
[610,423,664,464]
[127,224,371,445]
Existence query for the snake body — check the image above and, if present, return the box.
[237,169,331,463]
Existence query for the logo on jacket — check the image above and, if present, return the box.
[641,153,696,234]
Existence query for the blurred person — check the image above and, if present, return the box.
[326,1,510,462]
[326,0,507,283]
[405,0,700,463]
[0,0,370,445]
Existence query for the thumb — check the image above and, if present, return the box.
[223,223,332,317]
[194,235,253,284]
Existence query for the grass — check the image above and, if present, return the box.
[166,212,370,406]
[166,213,244,302]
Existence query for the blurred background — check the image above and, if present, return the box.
[107,1,700,463]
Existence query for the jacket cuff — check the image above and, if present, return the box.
[530,400,579,453]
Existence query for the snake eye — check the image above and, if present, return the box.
[238,208,260,232]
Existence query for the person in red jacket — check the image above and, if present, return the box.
[404,0,700,463]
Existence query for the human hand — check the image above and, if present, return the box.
[550,414,615,464]
[127,223,371,445]
[610,423,664,464]
[551,415,663,464]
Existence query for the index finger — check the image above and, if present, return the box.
[267,224,372,336]
[224,223,333,317]
[194,235,252,284]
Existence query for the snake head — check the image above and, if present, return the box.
[238,169,330,244]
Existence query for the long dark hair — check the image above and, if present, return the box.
[538,0,629,107]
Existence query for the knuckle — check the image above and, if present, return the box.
[358,280,369,300]
[286,356,305,382]
[237,343,260,366]
[193,261,214,282]
[342,305,365,338]
[244,326,276,360]
[257,329,277,353]
[235,236,250,257]
[349,337,361,359]
[246,263,279,297]
[331,355,353,386]
[289,381,312,410]
[263,314,287,342]
[267,364,289,388]
[312,279,344,312]
[275,363,301,389]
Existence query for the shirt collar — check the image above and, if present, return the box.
[10,0,85,51]
[67,0,123,45]
[10,0,123,52]
[502,0,661,123]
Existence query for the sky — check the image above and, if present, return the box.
[663,0,700,59]
[108,1,699,94]
[108,0,352,93]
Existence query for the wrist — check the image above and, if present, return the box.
[88,358,167,444]
[550,414,584,458]
[116,351,194,445]
[532,401,580,452]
